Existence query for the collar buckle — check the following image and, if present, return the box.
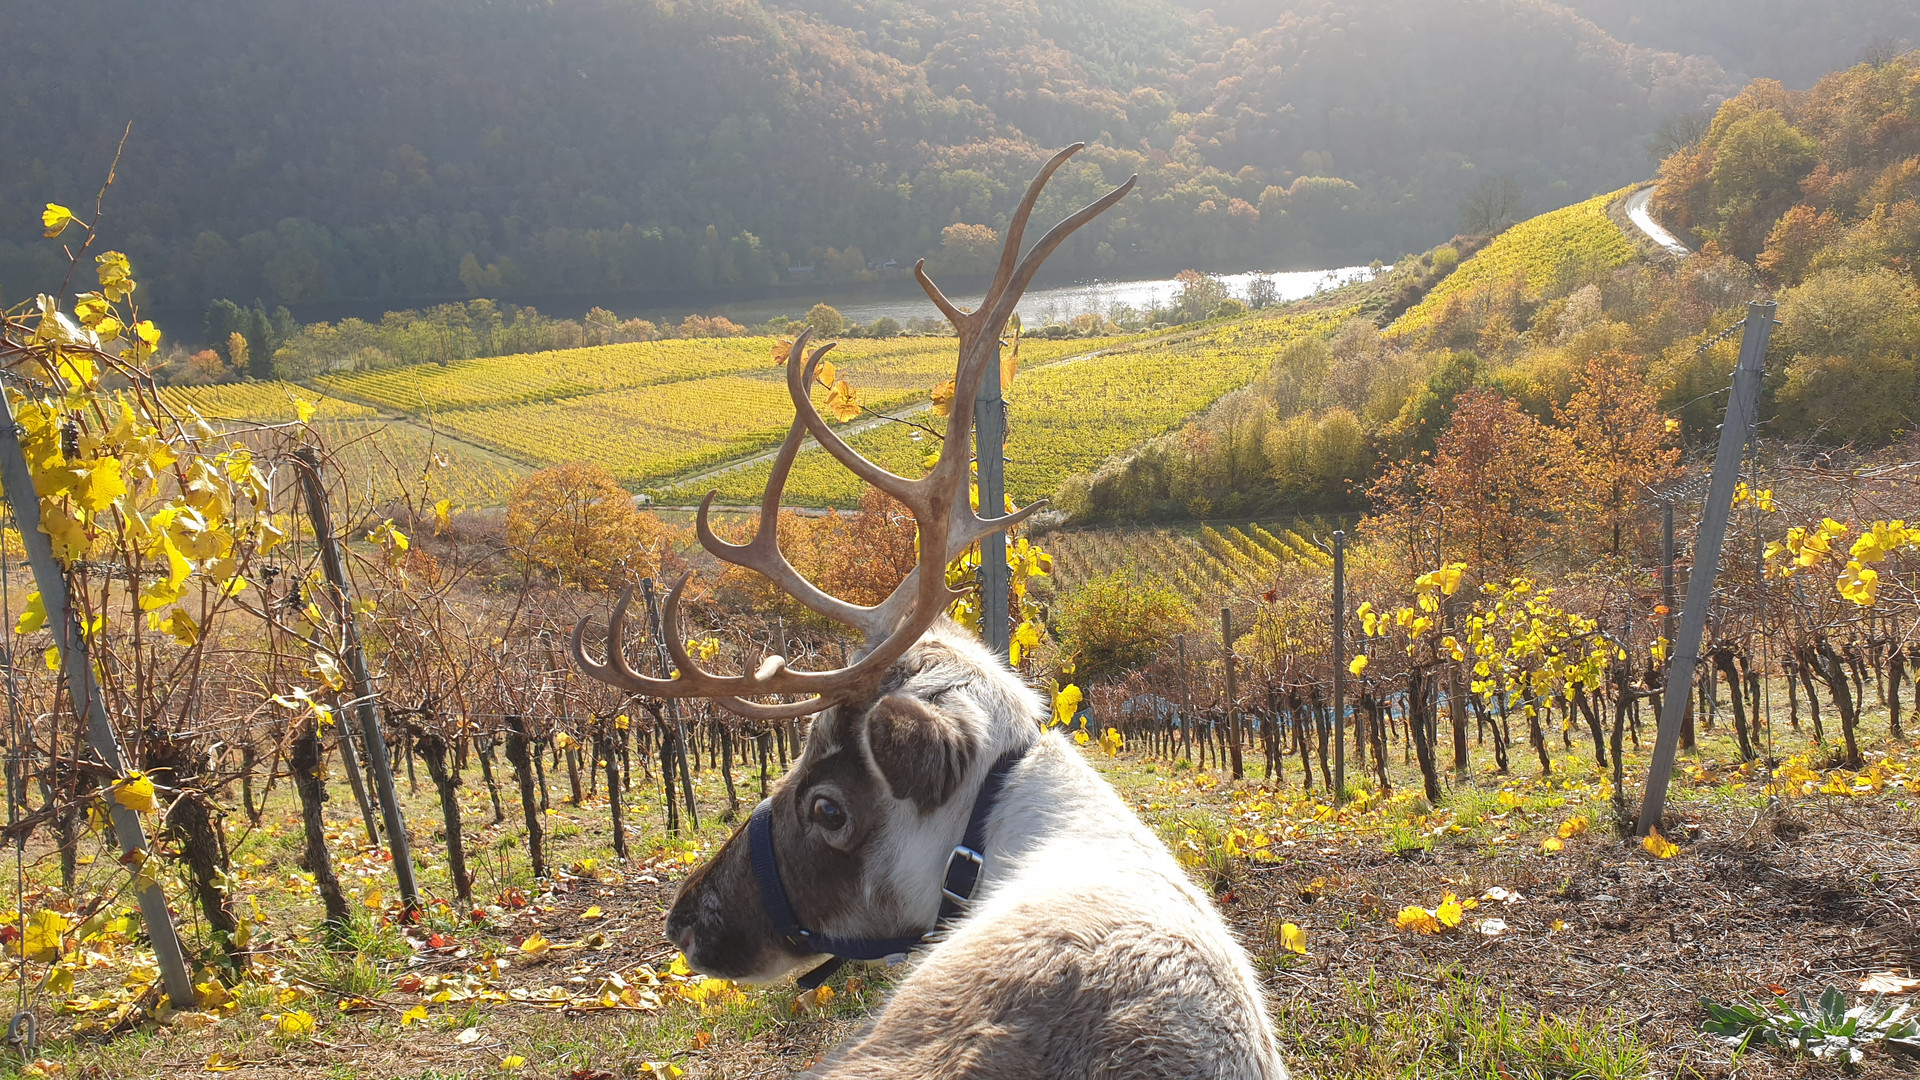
[941,844,985,905]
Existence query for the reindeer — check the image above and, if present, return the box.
[572,145,1288,1079]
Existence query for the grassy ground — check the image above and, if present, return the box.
[3,710,1916,1079]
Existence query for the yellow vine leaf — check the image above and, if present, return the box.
[113,771,158,813]
[400,1005,428,1026]
[15,592,46,635]
[582,906,603,921]
[521,933,552,955]
[1279,922,1307,955]
[1542,836,1564,854]
[825,379,861,422]
[500,1056,527,1069]
[42,204,74,238]
[1435,894,1465,929]
[1348,655,1368,676]
[930,377,956,416]
[1050,684,1082,728]
[294,398,317,424]
[1643,828,1679,859]
[273,1010,316,1037]
[1558,816,1589,838]
[20,910,68,962]
[1395,906,1439,934]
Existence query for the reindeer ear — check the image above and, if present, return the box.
[862,693,976,812]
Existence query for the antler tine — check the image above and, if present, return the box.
[697,489,884,635]
[786,338,924,511]
[951,497,1049,552]
[981,143,1088,317]
[573,144,1134,712]
[914,260,968,329]
[569,585,673,694]
[986,174,1139,335]
[718,694,832,721]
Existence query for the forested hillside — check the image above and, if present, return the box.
[1067,48,1920,522]
[1561,0,1920,87]
[3,0,1732,316]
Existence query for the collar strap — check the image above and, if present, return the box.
[747,744,1028,991]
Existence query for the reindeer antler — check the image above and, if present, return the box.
[572,144,1136,717]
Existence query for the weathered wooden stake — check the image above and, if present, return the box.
[0,390,195,1007]
[293,446,421,913]
[1637,301,1775,835]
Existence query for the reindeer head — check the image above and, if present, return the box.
[662,620,1043,980]
[569,145,1134,980]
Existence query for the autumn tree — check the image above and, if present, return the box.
[1056,571,1192,684]
[506,462,666,588]
[936,223,999,277]
[1555,353,1680,557]
[806,303,845,338]
[1369,390,1578,575]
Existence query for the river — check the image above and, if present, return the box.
[693,265,1377,329]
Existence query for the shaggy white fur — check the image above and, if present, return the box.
[727,620,1288,1079]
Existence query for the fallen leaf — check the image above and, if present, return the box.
[1279,922,1307,955]
[500,1055,527,1069]
[520,933,551,956]
[401,1004,428,1026]
[274,1010,316,1037]
[1475,918,1510,936]
[1642,828,1679,859]
[455,1027,483,1045]
[1861,972,1920,995]
[1395,906,1440,934]
[581,906,603,921]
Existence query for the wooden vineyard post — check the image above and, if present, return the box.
[640,579,700,831]
[1223,607,1243,780]
[975,339,1011,660]
[1331,530,1346,800]
[0,391,196,1008]
[293,446,422,914]
[1178,634,1191,762]
[1636,301,1775,836]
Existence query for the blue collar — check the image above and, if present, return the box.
[747,744,1028,990]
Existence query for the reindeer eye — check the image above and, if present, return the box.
[810,795,848,831]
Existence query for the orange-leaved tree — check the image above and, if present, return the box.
[506,462,669,588]
[1555,353,1681,557]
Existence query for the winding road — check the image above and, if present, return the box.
[1625,185,1691,258]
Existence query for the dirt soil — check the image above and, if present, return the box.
[1221,797,1920,1078]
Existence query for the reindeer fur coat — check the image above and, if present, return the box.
[666,620,1289,1079]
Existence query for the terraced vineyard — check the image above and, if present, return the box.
[676,309,1351,507]
[317,335,1122,415]
[1043,521,1337,604]
[314,339,774,411]
[430,374,832,482]
[162,383,529,506]
[306,334,1123,488]
[1388,187,1636,337]
[305,419,530,508]
[162,381,377,421]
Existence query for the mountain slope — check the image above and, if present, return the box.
[3,0,1727,315]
